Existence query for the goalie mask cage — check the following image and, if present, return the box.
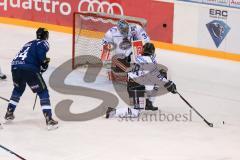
[72,12,147,69]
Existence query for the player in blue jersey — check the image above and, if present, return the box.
[4,28,58,130]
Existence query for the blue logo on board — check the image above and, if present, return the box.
[206,20,230,48]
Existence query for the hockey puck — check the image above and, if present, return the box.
[223,121,225,125]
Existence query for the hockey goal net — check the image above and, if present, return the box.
[72,12,147,69]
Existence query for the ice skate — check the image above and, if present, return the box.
[45,114,58,130]
[105,107,116,119]
[4,108,15,123]
[145,99,158,111]
[0,74,7,80]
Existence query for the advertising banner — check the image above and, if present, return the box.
[173,3,199,47]
[0,0,174,43]
[202,0,230,6]
[174,1,240,54]
[198,6,240,54]
[224,9,240,54]
[229,0,240,8]
[185,0,203,2]
[198,7,229,50]
[177,0,240,8]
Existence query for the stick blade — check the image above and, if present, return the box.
[208,123,213,127]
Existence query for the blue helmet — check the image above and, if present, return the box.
[117,19,129,37]
[36,27,49,40]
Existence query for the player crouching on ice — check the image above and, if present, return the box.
[0,66,7,80]
[4,28,58,130]
[106,43,177,118]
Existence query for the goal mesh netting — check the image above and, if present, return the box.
[72,12,147,69]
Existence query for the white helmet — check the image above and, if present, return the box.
[117,19,129,37]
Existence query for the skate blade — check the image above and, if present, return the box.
[0,77,7,80]
[134,107,144,110]
[47,124,59,131]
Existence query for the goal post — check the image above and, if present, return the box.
[72,12,147,69]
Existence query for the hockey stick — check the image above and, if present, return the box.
[0,96,9,102]
[176,91,213,127]
[33,71,44,111]
[0,145,26,160]
[33,94,37,111]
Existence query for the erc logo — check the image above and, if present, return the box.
[206,20,230,48]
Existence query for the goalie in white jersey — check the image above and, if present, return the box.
[102,19,150,75]
[106,43,177,118]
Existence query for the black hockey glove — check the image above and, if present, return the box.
[159,69,167,79]
[40,57,50,73]
[164,81,177,94]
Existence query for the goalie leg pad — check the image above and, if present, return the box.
[112,56,130,72]
[108,70,128,82]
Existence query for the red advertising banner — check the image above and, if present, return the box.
[0,0,173,42]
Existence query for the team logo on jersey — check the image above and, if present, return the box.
[119,38,132,50]
[206,20,230,48]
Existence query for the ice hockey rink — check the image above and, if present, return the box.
[0,23,240,160]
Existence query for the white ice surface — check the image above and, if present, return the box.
[0,24,240,160]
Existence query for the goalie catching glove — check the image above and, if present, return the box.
[164,81,177,94]
[40,57,50,73]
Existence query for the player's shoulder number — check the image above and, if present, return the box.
[14,45,31,61]
[14,41,34,60]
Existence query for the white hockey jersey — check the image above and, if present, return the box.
[102,24,150,57]
[128,55,168,87]
[128,55,157,79]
